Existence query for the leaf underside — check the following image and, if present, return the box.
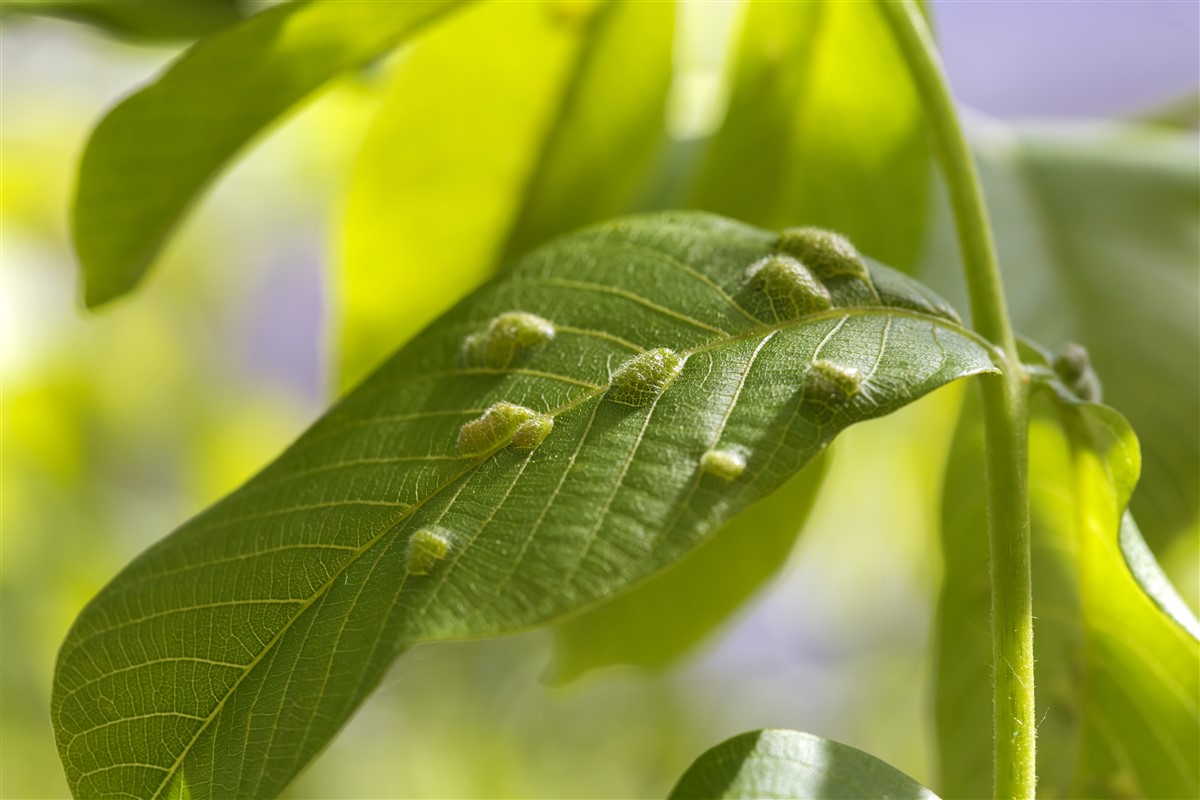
[668,728,940,800]
[52,212,993,799]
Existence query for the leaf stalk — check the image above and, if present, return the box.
[873,2,1035,797]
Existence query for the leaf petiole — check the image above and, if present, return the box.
[874,2,1036,797]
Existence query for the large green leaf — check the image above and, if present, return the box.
[338,0,672,387]
[691,0,930,270]
[934,381,1200,798]
[52,212,994,799]
[922,121,1200,550]
[669,729,940,800]
[550,455,827,684]
[72,0,463,308]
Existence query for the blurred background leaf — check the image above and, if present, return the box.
[921,120,1200,554]
[72,0,462,308]
[2,0,247,43]
[689,0,931,271]
[934,388,1200,798]
[337,0,673,388]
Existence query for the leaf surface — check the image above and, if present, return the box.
[338,0,672,386]
[53,212,994,799]
[691,0,930,270]
[934,381,1200,798]
[72,0,463,308]
[668,729,940,800]
[550,455,827,683]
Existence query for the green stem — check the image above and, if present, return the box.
[874,2,1035,798]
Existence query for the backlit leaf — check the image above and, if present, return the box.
[934,380,1200,798]
[338,0,673,387]
[73,0,463,308]
[53,212,994,799]
[691,0,930,270]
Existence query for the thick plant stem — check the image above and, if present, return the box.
[874,1,1035,798]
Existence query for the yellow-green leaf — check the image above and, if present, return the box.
[338,0,673,387]
[73,0,463,308]
[934,383,1200,798]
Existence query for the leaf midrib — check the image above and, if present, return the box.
[142,302,987,799]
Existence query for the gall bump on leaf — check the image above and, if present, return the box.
[406,527,452,576]
[802,359,863,423]
[458,402,542,457]
[700,448,747,481]
[509,413,554,452]
[460,311,556,369]
[606,347,685,407]
[776,226,871,285]
[745,254,833,321]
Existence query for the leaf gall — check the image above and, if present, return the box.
[406,527,452,576]
[460,311,556,369]
[606,348,685,407]
[745,254,833,320]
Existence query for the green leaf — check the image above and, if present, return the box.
[72,0,463,308]
[934,383,1200,798]
[53,212,994,799]
[550,454,827,684]
[3,0,245,42]
[338,0,673,387]
[668,729,940,800]
[922,121,1200,549]
[691,0,930,270]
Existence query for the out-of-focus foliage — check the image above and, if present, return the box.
[72,0,463,308]
[2,0,245,43]
[922,120,1200,551]
[690,1,931,271]
[669,729,939,800]
[935,385,1200,799]
[339,0,673,388]
[0,43,351,799]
